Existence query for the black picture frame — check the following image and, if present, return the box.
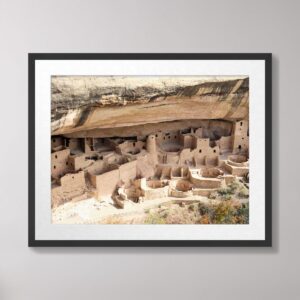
[28,53,272,247]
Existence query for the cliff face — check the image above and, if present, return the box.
[51,76,249,136]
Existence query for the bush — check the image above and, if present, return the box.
[198,201,249,224]
[144,213,166,224]
[216,186,234,200]
[238,187,249,198]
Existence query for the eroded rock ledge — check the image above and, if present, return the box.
[51,76,249,136]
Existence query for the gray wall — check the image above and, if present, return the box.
[0,0,299,299]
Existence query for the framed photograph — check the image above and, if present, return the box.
[28,53,272,247]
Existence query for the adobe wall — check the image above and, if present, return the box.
[216,136,233,154]
[180,134,195,149]
[194,138,219,166]
[194,128,203,138]
[85,160,106,175]
[68,154,93,171]
[105,152,122,164]
[154,165,172,179]
[161,166,172,179]
[136,154,155,179]
[60,171,86,193]
[224,163,249,177]
[171,166,182,177]
[69,138,83,152]
[156,131,179,145]
[142,186,169,200]
[118,140,144,154]
[205,155,219,166]
[51,185,64,208]
[84,137,95,153]
[91,160,139,198]
[95,169,120,198]
[51,136,63,151]
[170,189,193,198]
[179,148,194,165]
[190,176,222,189]
[166,152,180,164]
[52,171,86,207]
[119,160,137,185]
[51,148,70,178]
[192,189,215,197]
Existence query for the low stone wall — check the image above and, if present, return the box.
[190,175,222,189]
[170,189,193,198]
[143,186,169,200]
[224,162,249,177]
[192,188,215,197]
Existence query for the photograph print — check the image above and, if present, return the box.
[51,75,250,225]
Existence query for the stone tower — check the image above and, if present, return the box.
[232,120,249,154]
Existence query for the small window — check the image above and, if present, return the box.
[213,149,216,153]
[72,176,74,179]
[53,165,56,169]
[55,155,57,159]
[199,149,202,153]
[155,134,158,138]
[240,121,243,126]
[238,145,242,150]
[133,142,136,147]
[168,136,171,139]
[174,136,177,138]
[66,162,68,166]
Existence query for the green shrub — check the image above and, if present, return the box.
[144,213,166,224]
[238,187,249,198]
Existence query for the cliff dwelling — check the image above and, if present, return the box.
[51,76,250,224]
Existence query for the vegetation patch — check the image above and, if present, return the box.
[143,201,249,225]
[209,179,249,201]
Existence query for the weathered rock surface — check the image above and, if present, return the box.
[51,76,249,136]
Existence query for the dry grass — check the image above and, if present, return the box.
[144,201,249,225]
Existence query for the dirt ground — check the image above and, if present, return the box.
[52,195,248,224]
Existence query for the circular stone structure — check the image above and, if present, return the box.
[228,155,248,167]
[201,167,224,178]
[175,179,192,192]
